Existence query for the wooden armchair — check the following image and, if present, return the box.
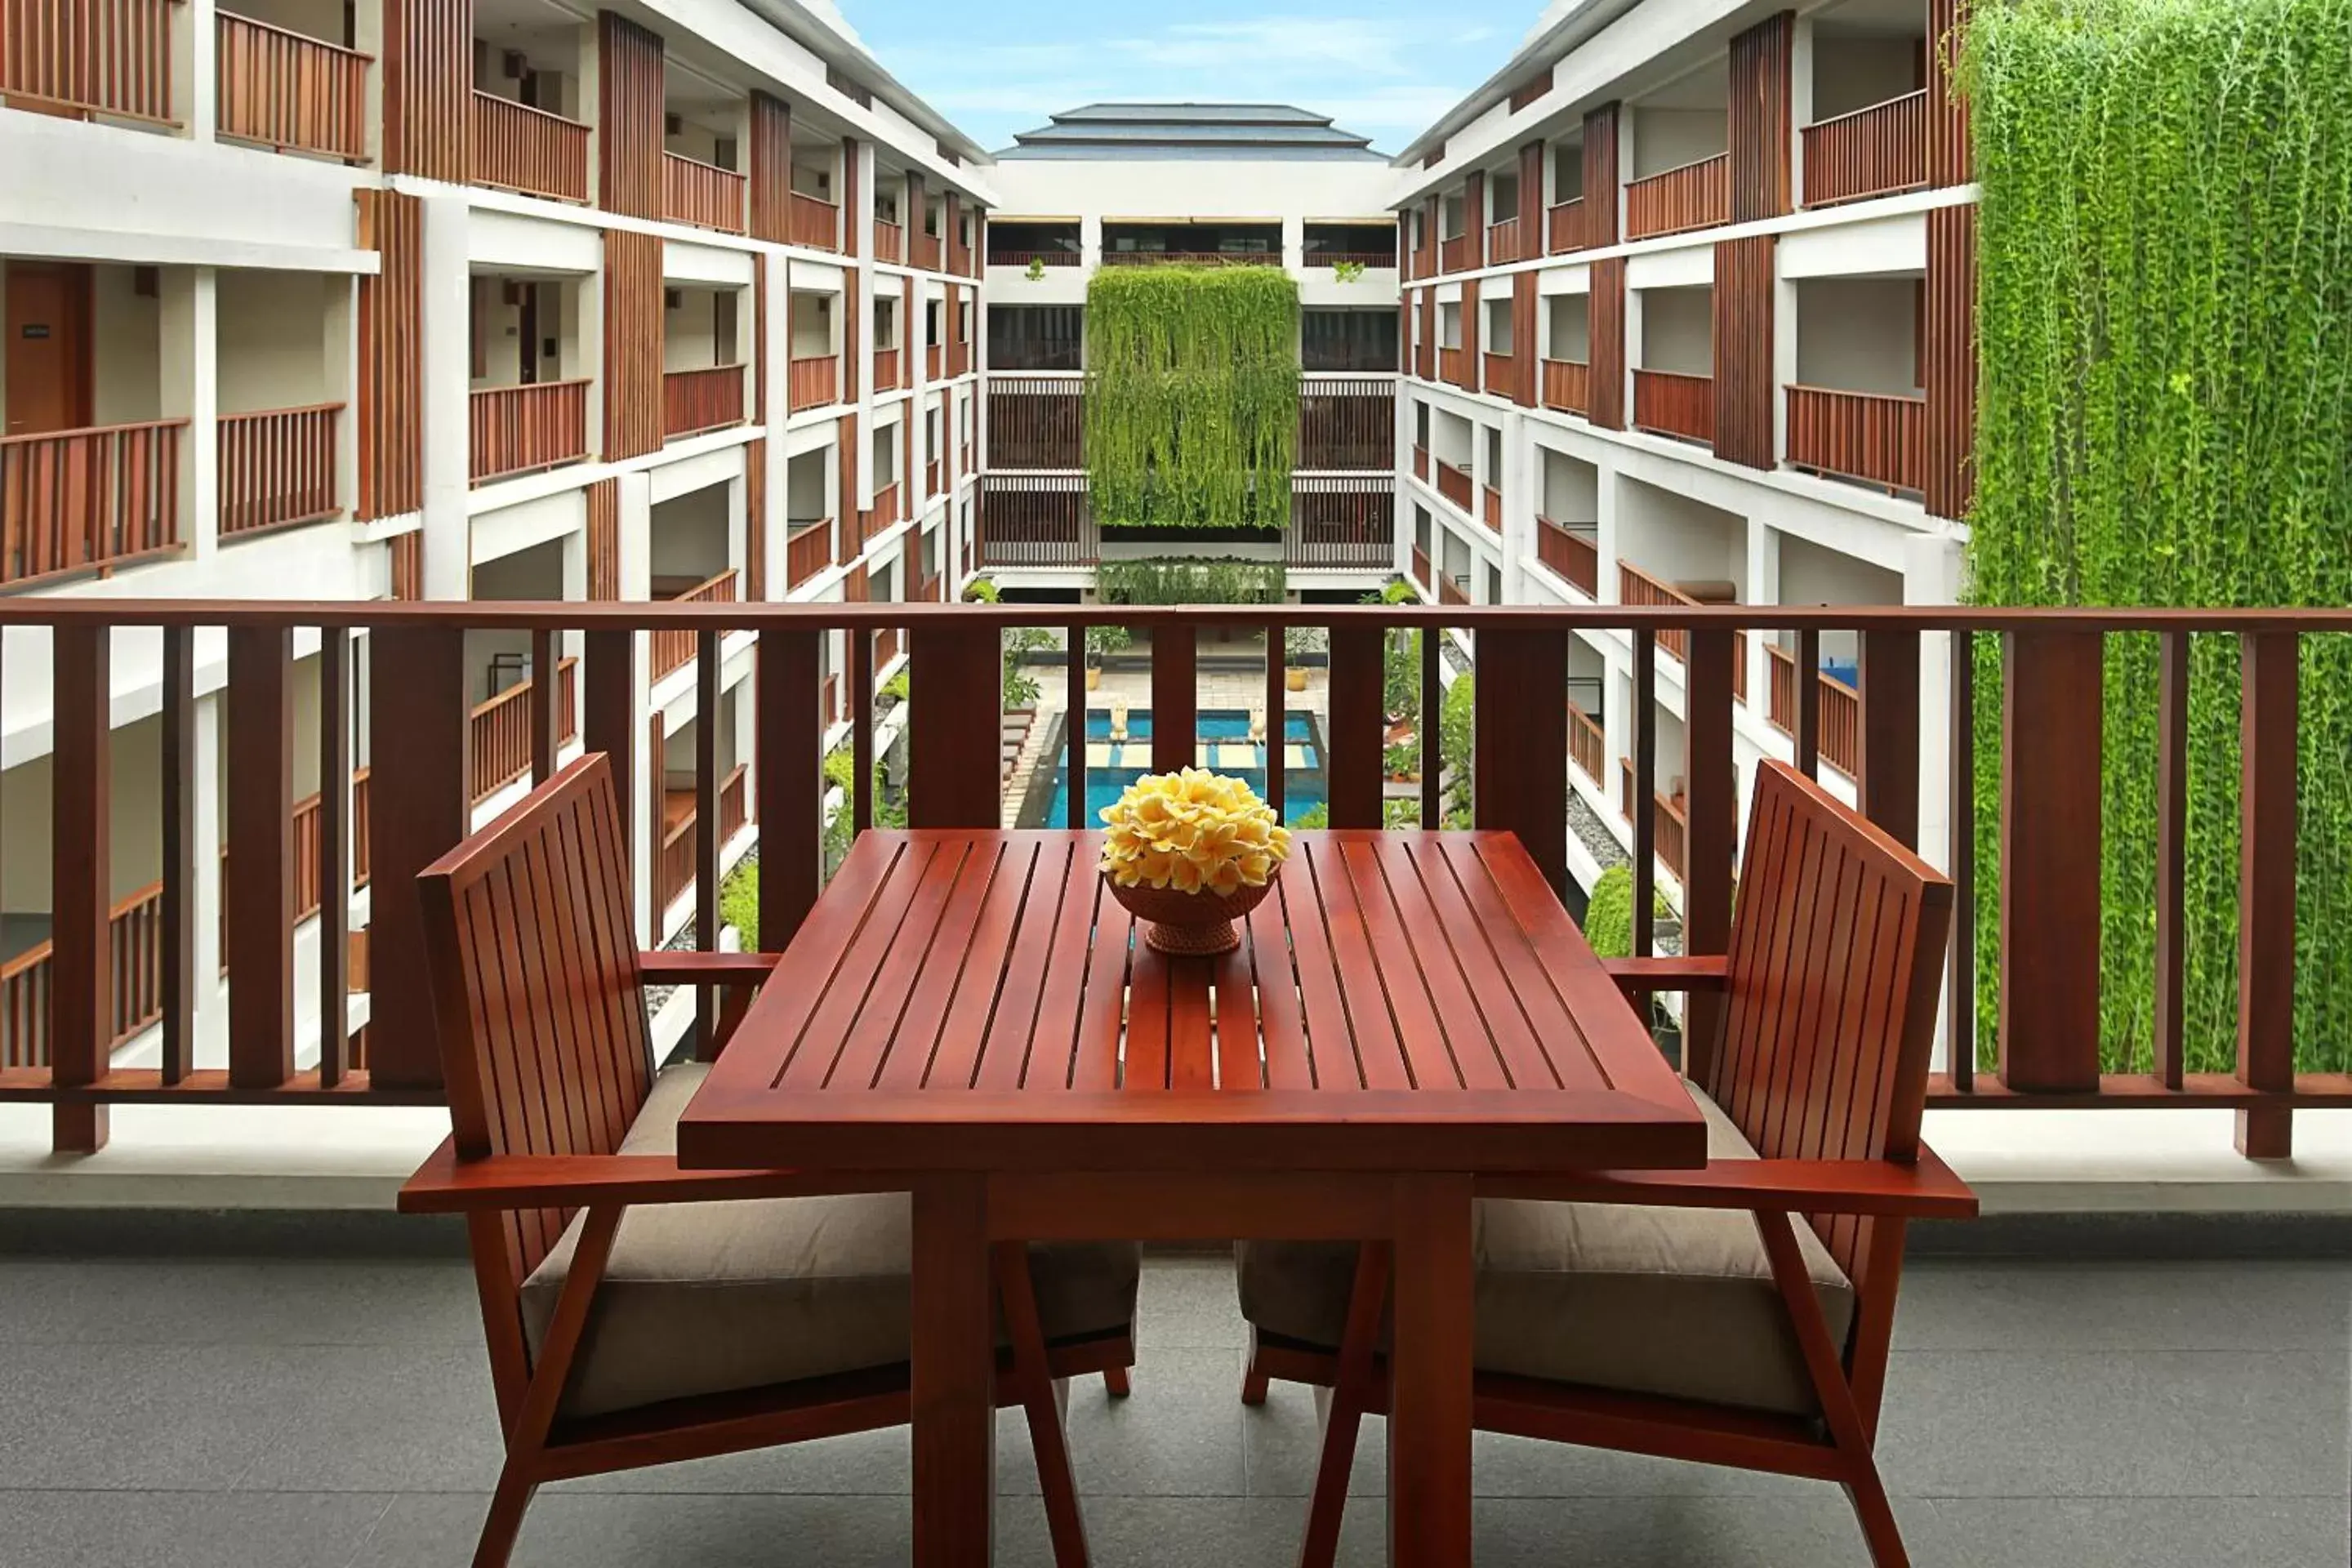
[1237,760,1971,1568]
[399,756,1138,1568]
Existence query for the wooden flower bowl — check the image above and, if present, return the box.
[1105,875,1276,957]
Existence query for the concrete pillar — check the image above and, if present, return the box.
[327,277,359,519]
[1281,215,1305,272]
[1790,19,1816,207]
[1080,214,1103,270]
[417,194,473,599]
[158,267,218,560]
[354,0,384,166]
[176,0,216,143]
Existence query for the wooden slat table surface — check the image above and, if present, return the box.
[677,828,1707,1567]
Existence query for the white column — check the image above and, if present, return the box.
[1080,214,1103,270]
[178,0,216,143]
[158,267,218,561]
[760,251,789,598]
[1771,260,1799,468]
[417,193,474,599]
[1790,19,1816,208]
[1281,215,1305,272]
[327,277,359,519]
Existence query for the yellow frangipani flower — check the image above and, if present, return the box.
[1098,770,1295,892]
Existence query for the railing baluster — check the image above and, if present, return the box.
[755,627,822,951]
[1262,618,1287,817]
[2236,631,2297,1158]
[225,625,294,1089]
[159,622,195,1085]
[1151,623,1197,777]
[1419,625,1441,829]
[1630,630,1657,964]
[2152,630,2189,1089]
[366,625,469,1091]
[1065,622,1088,831]
[909,619,1001,828]
[1475,626,1568,898]
[1998,629,2104,1094]
[50,625,111,1152]
[1794,627,1820,778]
[1946,628,1976,1092]
[1683,626,1737,1079]
[694,629,721,1055]
[529,627,559,786]
[317,626,350,1086]
[1327,625,1383,829]
[1859,627,1919,848]
[850,626,874,831]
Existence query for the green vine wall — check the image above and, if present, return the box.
[1964,0,2352,1072]
[1085,265,1299,529]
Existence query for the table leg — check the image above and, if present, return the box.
[913,1175,995,1566]
[1388,1174,1473,1568]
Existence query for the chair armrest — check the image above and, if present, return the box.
[1477,1144,1976,1220]
[398,1136,888,1215]
[638,951,781,987]
[1601,956,1730,994]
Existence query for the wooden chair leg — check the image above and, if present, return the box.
[1241,1330,1271,1405]
[470,1460,537,1568]
[1103,1365,1131,1398]
[996,1242,1091,1568]
[1295,1242,1390,1568]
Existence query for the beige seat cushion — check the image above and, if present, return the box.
[1236,1084,1855,1417]
[523,1064,1142,1419]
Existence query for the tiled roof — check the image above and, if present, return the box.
[996,102,1385,161]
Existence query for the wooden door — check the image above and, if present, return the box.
[4,262,93,435]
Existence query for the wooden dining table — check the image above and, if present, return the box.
[676,826,1708,1566]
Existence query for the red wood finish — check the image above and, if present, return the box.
[662,152,746,233]
[872,218,904,264]
[1485,218,1521,265]
[1541,359,1590,416]
[649,568,739,681]
[1481,351,1514,398]
[1,0,174,122]
[1481,483,1503,531]
[1713,234,1776,470]
[381,0,465,180]
[786,520,832,586]
[1923,204,1977,520]
[469,381,590,485]
[1535,517,1597,595]
[215,11,368,162]
[1588,256,1627,430]
[747,92,793,244]
[1998,630,2104,1094]
[1786,385,1927,495]
[790,193,840,251]
[1632,368,1715,446]
[218,404,341,536]
[1583,104,1621,248]
[1927,0,1971,188]
[1289,478,1394,568]
[1804,91,1929,207]
[1766,644,1859,777]
[356,189,422,521]
[1437,233,1473,274]
[987,376,1082,467]
[470,92,590,203]
[596,10,662,218]
[603,230,663,461]
[1546,198,1585,255]
[873,347,901,393]
[0,421,184,583]
[1298,380,1391,469]
[1728,11,1794,222]
[0,882,166,1068]
[662,365,746,440]
[787,355,840,412]
[1436,347,1463,387]
[1432,458,1473,513]
[2237,633,2298,1157]
[1410,544,1432,590]
[1625,154,1729,240]
[1568,702,1605,786]
[470,658,579,804]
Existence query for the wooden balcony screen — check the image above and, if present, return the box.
[1,0,174,122]
[1535,517,1597,595]
[1568,703,1604,786]
[218,404,341,537]
[1481,485,1503,532]
[1624,154,1731,240]
[1298,380,1393,470]
[1632,368,1716,446]
[1437,573,1469,606]
[872,347,901,392]
[1802,91,1930,208]
[649,570,740,681]
[1785,385,1927,496]
[470,658,579,804]
[468,381,590,484]
[788,355,839,412]
[0,420,184,586]
[1619,758,1689,879]
[1546,198,1586,255]
[1485,218,1521,265]
[786,520,833,587]
[662,152,746,233]
[1439,234,1473,274]
[1542,359,1590,416]
[872,219,903,264]
[215,11,368,161]
[977,475,1094,567]
[1482,351,1516,397]
[1766,644,1860,778]
[987,378,1084,469]
[662,365,746,440]
[1433,459,1474,513]
[790,193,840,250]
[470,91,590,203]
[1437,347,1464,385]
[1289,477,1395,568]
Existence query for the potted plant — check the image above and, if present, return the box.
[1282,625,1325,693]
[1100,768,1293,956]
[1085,623,1131,691]
[1025,257,1047,283]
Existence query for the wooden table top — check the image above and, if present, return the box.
[677,829,1707,1174]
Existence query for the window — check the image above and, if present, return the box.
[987,305,1082,372]
[1302,310,1398,372]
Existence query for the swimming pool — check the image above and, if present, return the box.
[1027,708,1329,827]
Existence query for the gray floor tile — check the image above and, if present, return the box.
[1137,1254,1248,1349]
[0,1343,329,1491]
[1472,1493,1938,1568]
[1894,1260,2352,1353]
[0,1258,481,1348]
[1919,1496,2351,1568]
[231,1346,507,1493]
[351,1490,912,1568]
[2,1489,395,1568]
[1878,1349,2350,1498]
[556,1423,914,1497]
[996,1494,1334,1568]
[1243,1379,1388,1498]
[998,1348,1249,1498]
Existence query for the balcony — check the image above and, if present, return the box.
[1766,642,1861,777]
[468,658,580,805]
[1432,457,1473,513]
[1802,90,1930,208]
[786,519,833,588]
[863,481,902,541]
[1620,757,1688,880]
[215,11,369,162]
[911,231,943,271]
[1438,233,1473,273]
[926,343,943,382]
[873,347,902,392]
[1619,560,1747,703]
[662,365,746,441]
[1,0,175,123]
[662,153,746,234]
[1411,445,1429,483]
[788,354,840,412]
[1535,516,1597,595]
[1624,153,1730,240]
[1098,252,1278,268]
[1568,701,1604,786]
[1437,572,1469,606]
[1481,350,1514,396]
[1486,217,1521,265]
[1288,476,1394,568]
[1481,483,1502,532]
[790,192,840,251]
[1437,347,1464,385]
[1785,384,1927,497]
[1547,196,1587,254]
[873,218,904,264]
[976,474,1093,567]
[1410,542,1432,589]
[648,568,740,681]
[468,381,590,485]
[991,249,1081,270]
[1542,358,1590,416]
[987,376,1084,469]
[218,403,341,538]
[1298,378,1392,470]
[1632,368,1715,447]
[0,420,184,585]
[470,91,590,203]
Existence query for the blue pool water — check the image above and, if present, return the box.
[1034,708,1328,827]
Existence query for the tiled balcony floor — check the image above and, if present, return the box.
[0,1251,2344,1566]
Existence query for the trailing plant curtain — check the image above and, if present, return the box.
[1085,265,1300,529]
[1965,0,2352,1073]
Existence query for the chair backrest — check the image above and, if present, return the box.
[1697,760,1953,1304]
[416,754,656,1296]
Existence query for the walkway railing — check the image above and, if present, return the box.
[1802,90,1930,208]
[215,11,368,161]
[1288,477,1394,568]
[1632,368,1715,446]
[662,152,746,233]
[788,354,839,412]
[470,91,589,203]
[1765,643,1860,777]
[469,658,579,804]
[873,347,901,392]
[1625,153,1730,240]
[649,569,739,681]
[1569,702,1604,786]
[218,404,341,537]
[1547,196,1586,254]
[977,474,1094,567]
[1535,516,1597,595]
[1486,217,1521,265]
[469,381,590,484]
[789,193,839,251]
[786,519,832,587]
[0,420,184,585]
[872,218,903,263]
[1298,378,1392,470]
[662,365,746,440]
[1,0,174,123]
[1542,358,1590,416]
[1785,384,1927,496]
[987,376,1083,469]
[1433,458,1474,513]
[1482,351,1515,397]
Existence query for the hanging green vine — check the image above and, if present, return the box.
[1963,0,2352,1074]
[1094,558,1285,605]
[1085,265,1299,529]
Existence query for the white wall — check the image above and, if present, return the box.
[216,270,336,413]
[1542,448,1600,523]
[1639,285,1711,375]
[649,479,734,581]
[1630,108,1726,176]
[1615,473,1745,594]
[1795,276,1918,394]
[1811,33,1919,122]
[91,265,163,424]
[1546,295,1591,361]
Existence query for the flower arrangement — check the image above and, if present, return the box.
[1101,769,1290,897]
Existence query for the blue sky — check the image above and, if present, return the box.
[838,1,1537,155]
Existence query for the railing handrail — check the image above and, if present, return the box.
[1802,86,1930,135]
[0,416,190,448]
[468,653,578,721]
[662,148,742,178]
[1617,559,1704,610]
[216,9,372,61]
[1785,382,1927,407]
[1633,367,1713,387]
[0,880,167,985]
[1548,195,1584,212]
[469,376,594,398]
[1628,150,1730,184]
[791,190,839,212]
[470,87,586,131]
[219,400,349,422]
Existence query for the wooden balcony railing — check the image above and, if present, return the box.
[1311,251,1396,270]
[1535,516,1597,595]
[657,795,698,916]
[215,11,368,162]
[1620,759,1688,880]
[1,420,184,586]
[649,568,739,681]
[786,520,832,587]
[1486,217,1521,265]
[1298,378,1393,470]
[1437,573,1469,607]
[2,597,2345,1163]
[719,762,751,843]
[872,219,903,263]
[1625,153,1730,239]
[469,657,579,804]
[865,482,902,539]
[1098,252,1277,267]
[1439,233,1473,273]
[662,365,746,439]
[1802,90,1930,208]
[0,882,166,1068]
[1785,385,1927,496]
[1437,347,1464,385]
[790,192,839,250]
[218,404,341,537]
[662,152,746,233]
[1433,459,1474,514]
[469,380,590,484]
[873,347,902,391]
[926,343,942,382]
[1618,560,1748,703]
[470,91,590,203]
[1412,445,1430,483]
[1542,359,1590,416]
[1481,484,1503,532]
[1288,476,1394,568]
[987,376,1085,468]
[1568,703,1604,786]
[977,475,1094,567]
[1632,368,1715,446]
[989,251,1081,269]
[911,232,942,271]
[1547,197,1586,254]
[1764,643,1860,778]
[1,0,175,123]
[788,355,839,412]
[1482,351,1515,395]
[1410,544,1432,589]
